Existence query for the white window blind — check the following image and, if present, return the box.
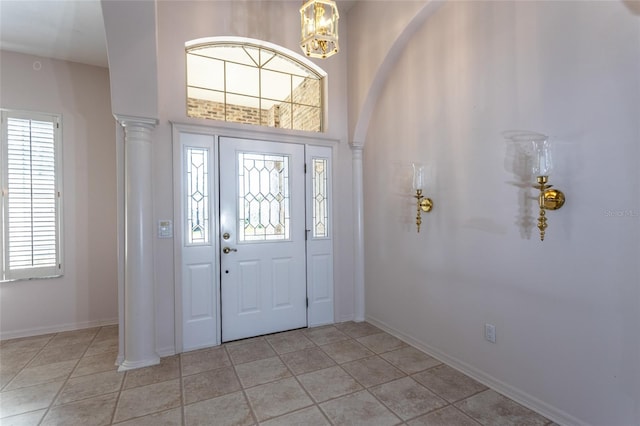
[1,110,63,280]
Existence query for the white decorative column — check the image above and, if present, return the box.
[116,115,160,371]
[352,144,365,322]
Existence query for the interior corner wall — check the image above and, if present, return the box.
[0,51,118,338]
[346,0,428,141]
[360,2,639,425]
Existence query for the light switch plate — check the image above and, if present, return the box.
[158,220,173,238]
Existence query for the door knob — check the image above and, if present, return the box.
[222,247,237,254]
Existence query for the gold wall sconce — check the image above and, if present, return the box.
[531,136,565,241]
[412,163,433,233]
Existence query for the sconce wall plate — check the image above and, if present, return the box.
[420,197,433,212]
[540,188,565,210]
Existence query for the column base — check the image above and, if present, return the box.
[117,355,160,372]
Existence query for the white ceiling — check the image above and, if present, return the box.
[0,0,108,68]
[0,0,356,70]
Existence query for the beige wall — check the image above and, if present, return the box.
[0,51,118,338]
[350,1,640,425]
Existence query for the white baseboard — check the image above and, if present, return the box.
[157,346,176,358]
[337,314,355,323]
[365,315,588,426]
[0,318,119,341]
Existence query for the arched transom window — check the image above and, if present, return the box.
[186,38,325,132]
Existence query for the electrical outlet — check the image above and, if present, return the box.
[485,324,496,343]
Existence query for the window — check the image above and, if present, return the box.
[186,38,325,132]
[237,152,291,241]
[185,146,210,245]
[311,158,328,238]
[1,110,63,280]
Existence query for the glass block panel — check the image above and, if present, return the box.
[292,104,321,132]
[312,158,328,238]
[226,62,259,97]
[238,152,290,241]
[186,147,209,245]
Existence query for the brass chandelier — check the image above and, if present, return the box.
[300,0,339,59]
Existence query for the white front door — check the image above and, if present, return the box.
[219,137,307,342]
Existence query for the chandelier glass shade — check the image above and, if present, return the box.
[300,0,339,59]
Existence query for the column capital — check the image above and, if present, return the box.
[114,114,159,129]
[351,145,364,158]
[350,140,365,149]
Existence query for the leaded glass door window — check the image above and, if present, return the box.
[238,152,290,241]
[186,147,210,245]
[311,158,328,238]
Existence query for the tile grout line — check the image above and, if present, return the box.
[313,329,461,425]
[0,333,54,393]
[273,329,328,423]
[37,327,101,425]
[0,328,118,423]
[332,347,406,424]
[0,335,56,422]
[108,346,129,425]
[305,327,404,424]
[359,330,466,425]
[313,327,411,425]
[2,323,551,425]
[265,332,334,425]
[8,329,396,421]
[224,342,259,425]
[178,351,186,426]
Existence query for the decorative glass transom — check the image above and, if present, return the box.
[238,152,290,241]
[186,147,209,245]
[186,41,323,132]
[312,158,328,238]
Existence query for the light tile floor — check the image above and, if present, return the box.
[0,322,556,425]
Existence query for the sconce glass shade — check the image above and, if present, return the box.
[531,137,552,176]
[300,0,339,59]
[412,163,425,191]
